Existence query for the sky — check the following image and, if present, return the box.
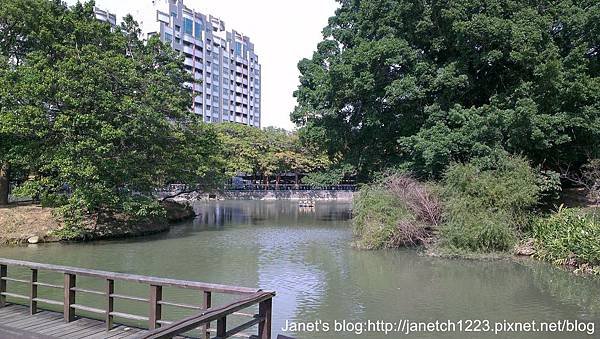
[64,0,340,130]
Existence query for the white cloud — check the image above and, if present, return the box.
[65,0,339,130]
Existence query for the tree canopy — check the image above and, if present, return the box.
[0,1,221,217]
[293,0,600,180]
[214,123,330,182]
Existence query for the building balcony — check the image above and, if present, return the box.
[183,34,193,43]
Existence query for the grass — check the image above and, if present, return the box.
[0,204,62,244]
[534,207,600,273]
[352,186,411,249]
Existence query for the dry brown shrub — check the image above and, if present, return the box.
[384,174,442,226]
[382,173,442,247]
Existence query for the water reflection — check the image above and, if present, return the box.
[0,201,598,338]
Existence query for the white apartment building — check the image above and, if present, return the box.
[95,0,262,127]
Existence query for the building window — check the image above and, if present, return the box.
[194,21,203,39]
[164,32,173,43]
[235,42,242,56]
[183,18,193,35]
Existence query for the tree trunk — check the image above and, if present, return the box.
[0,162,10,206]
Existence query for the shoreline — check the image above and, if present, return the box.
[0,200,196,246]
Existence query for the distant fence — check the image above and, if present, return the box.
[165,183,357,192]
[223,184,357,191]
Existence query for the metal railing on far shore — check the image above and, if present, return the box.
[223,184,357,191]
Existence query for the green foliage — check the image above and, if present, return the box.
[537,170,562,206]
[214,123,330,179]
[294,0,600,179]
[440,156,540,252]
[441,208,517,253]
[443,155,541,213]
[352,185,410,250]
[0,1,223,221]
[302,164,354,186]
[534,208,600,268]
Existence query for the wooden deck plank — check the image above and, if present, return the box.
[0,309,31,322]
[20,317,65,332]
[3,316,60,331]
[116,329,150,339]
[2,311,61,327]
[32,318,86,334]
[43,319,104,337]
[0,308,168,339]
[0,324,56,339]
[38,318,99,335]
[0,310,34,324]
[86,326,140,339]
[63,323,108,339]
[20,312,67,331]
[0,305,29,317]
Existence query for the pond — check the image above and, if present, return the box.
[0,201,598,338]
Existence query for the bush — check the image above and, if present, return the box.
[353,173,441,249]
[353,186,410,249]
[440,155,540,252]
[441,204,517,252]
[534,208,600,268]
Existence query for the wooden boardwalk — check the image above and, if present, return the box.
[0,304,151,338]
[0,258,275,339]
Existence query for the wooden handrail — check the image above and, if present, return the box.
[141,291,275,339]
[0,258,258,294]
[0,258,276,338]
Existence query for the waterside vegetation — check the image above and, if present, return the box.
[293,0,600,272]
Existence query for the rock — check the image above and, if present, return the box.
[515,239,535,256]
[27,236,40,244]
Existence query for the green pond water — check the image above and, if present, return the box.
[0,201,599,338]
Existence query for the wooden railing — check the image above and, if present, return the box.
[141,291,275,339]
[0,258,275,339]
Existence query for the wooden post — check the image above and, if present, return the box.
[258,298,272,339]
[0,264,6,308]
[216,316,226,338]
[64,273,76,322]
[106,279,114,331]
[202,291,212,339]
[30,269,38,315]
[149,285,162,330]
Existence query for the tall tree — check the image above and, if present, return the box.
[0,1,219,217]
[294,0,600,179]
